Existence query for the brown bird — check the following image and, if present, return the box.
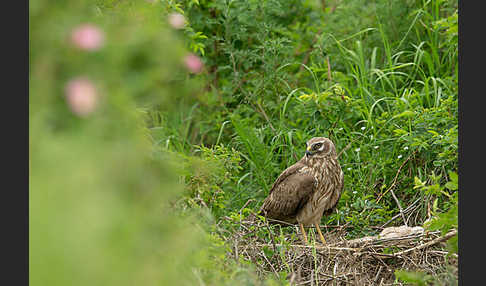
[259,137,343,244]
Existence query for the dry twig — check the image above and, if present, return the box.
[390,229,457,257]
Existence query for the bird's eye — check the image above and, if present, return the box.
[313,143,322,150]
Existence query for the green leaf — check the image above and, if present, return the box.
[262,245,274,258]
[395,270,433,286]
[413,176,425,189]
[446,233,458,254]
[439,171,458,191]
[393,128,408,136]
[394,110,415,118]
[448,171,458,184]
[432,198,439,212]
[444,181,457,191]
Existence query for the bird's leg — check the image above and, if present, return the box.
[315,222,327,245]
[299,223,309,245]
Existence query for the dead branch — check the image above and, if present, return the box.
[389,188,408,226]
[381,198,420,228]
[390,229,457,257]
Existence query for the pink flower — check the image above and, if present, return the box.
[168,13,186,29]
[184,53,203,74]
[70,24,105,51]
[65,77,99,117]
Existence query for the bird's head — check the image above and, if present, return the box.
[304,137,337,159]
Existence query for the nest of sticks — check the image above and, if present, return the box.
[222,215,457,285]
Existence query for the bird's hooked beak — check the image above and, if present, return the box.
[305,146,314,157]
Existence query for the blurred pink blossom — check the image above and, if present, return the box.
[70,24,105,51]
[65,78,99,117]
[168,13,186,29]
[184,53,203,74]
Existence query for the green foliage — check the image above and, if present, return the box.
[394,170,459,284]
[175,144,244,218]
[418,171,458,254]
[30,1,207,284]
[395,265,459,286]
[395,269,433,286]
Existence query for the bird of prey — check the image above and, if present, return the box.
[259,137,344,244]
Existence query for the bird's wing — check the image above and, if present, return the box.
[259,163,315,222]
[268,162,306,195]
[323,168,344,216]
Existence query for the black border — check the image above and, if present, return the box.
[4,0,28,284]
[458,1,478,285]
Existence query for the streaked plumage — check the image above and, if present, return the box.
[259,137,344,244]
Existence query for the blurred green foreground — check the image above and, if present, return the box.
[30,1,217,285]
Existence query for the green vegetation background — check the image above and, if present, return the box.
[30,0,457,285]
